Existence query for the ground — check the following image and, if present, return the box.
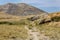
[0,12,60,40]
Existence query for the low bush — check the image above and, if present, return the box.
[51,16,60,22]
[0,21,13,25]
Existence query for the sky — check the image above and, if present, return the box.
[0,0,60,12]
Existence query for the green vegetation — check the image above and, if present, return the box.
[0,19,30,25]
[51,16,60,22]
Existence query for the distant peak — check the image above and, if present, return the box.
[0,3,47,16]
[17,3,29,6]
[18,3,28,4]
[5,3,16,6]
[7,3,13,5]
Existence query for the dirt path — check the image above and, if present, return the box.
[25,25,50,40]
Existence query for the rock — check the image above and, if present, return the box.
[39,19,46,24]
[39,18,51,24]
[27,16,40,21]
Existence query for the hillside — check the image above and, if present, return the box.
[0,3,47,16]
[0,11,60,40]
[0,2,60,40]
[49,12,60,17]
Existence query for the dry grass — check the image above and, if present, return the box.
[49,12,60,17]
[36,22,60,40]
[0,24,28,40]
[0,12,60,40]
[0,12,35,22]
[0,12,29,40]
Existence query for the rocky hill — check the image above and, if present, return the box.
[0,3,47,16]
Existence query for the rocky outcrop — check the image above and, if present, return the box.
[27,13,52,24]
[39,19,51,24]
[27,16,40,21]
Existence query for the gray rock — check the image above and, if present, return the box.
[39,18,51,24]
[28,16,40,21]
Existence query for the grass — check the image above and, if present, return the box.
[51,16,60,22]
[26,16,60,40]
[0,18,60,40]
[0,12,60,40]
[0,18,29,40]
[36,22,60,40]
[0,24,28,40]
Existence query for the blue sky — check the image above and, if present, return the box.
[0,0,60,12]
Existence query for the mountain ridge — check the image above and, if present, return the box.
[0,3,48,16]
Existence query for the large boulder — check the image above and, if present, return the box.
[27,16,40,21]
[39,15,52,24]
[39,19,51,24]
[27,13,48,21]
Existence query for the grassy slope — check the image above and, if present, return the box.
[37,22,60,40]
[0,12,29,40]
[0,25,27,40]
[0,12,60,40]
[27,12,60,40]
[37,12,60,40]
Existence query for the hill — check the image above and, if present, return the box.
[0,3,47,16]
[49,12,60,17]
[0,3,60,40]
[0,11,60,40]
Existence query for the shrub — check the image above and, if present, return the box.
[0,21,13,25]
[0,21,18,25]
[51,16,60,22]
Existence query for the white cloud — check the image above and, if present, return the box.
[19,0,60,7]
[20,0,44,3]
[0,0,60,7]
